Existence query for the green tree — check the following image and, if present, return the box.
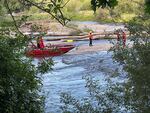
[0,34,44,113]
[91,0,118,12]
[112,15,150,112]
[145,0,150,14]
[0,0,68,113]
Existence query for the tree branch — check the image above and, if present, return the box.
[61,0,70,8]
[24,0,68,25]
[4,0,24,36]
[50,0,67,25]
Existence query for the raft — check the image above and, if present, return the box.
[26,44,75,57]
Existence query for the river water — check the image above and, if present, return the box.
[42,52,108,113]
[38,39,128,113]
[29,21,127,113]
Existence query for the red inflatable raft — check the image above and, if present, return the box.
[26,44,75,57]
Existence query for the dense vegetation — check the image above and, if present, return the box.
[0,0,146,22]
[64,0,146,22]
[0,34,44,113]
[10,0,146,22]
[0,0,60,113]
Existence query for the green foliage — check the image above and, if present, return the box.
[37,59,54,74]
[28,6,40,14]
[145,0,150,14]
[63,10,95,21]
[0,0,33,12]
[95,0,145,23]
[0,17,54,113]
[111,15,150,112]
[27,13,52,21]
[0,1,59,112]
[0,34,44,113]
[91,0,118,12]
[80,0,91,11]
[0,19,14,28]
[0,4,6,15]
[64,0,82,12]
[44,0,70,25]
[63,0,91,12]
[60,75,125,113]
[62,0,146,22]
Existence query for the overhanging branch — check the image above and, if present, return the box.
[24,0,68,26]
[4,0,24,36]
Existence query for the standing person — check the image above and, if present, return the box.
[37,37,40,48]
[122,31,126,48]
[39,36,45,48]
[88,31,93,46]
[115,30,121,48]
[116,30,121,42]
[36,36,45,49]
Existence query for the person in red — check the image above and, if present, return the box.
[37,37,40,48]
[37,36,45,49]
[115,29,126,48]
[122,31,126,48]
[88,31,93,46]
[116,31,121,41]
[115,30,121,48]
[39,36,45,48]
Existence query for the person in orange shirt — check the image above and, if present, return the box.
[88,31,93,46]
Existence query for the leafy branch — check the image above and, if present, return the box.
[24,0,70,26]
[4,0,24,35]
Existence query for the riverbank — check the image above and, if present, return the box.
[21,20,127,37]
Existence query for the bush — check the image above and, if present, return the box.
[0,34,45,113]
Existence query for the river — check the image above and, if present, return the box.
[38,39,127,113]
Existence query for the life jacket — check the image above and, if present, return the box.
[116,32,120,41]
[89,33,93,39]
[39,37,45,48]
[122,32,126,41]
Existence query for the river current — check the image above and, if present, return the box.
[35,39,128,113]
